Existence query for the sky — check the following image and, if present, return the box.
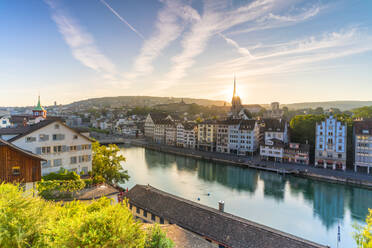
[1,0,372,107]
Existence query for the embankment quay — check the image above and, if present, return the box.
[98,137,372,188]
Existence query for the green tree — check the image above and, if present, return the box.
[92,141,129,185]
[353,106,372,119]
[290,114,325,163]
[0,183,174,248]
[145,225,174,248]
[354,209,372,248]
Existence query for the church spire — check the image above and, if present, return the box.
[233,74,236,97]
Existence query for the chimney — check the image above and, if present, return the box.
[218,200,225,212]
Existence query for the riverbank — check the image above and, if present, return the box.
[123,139,372,189]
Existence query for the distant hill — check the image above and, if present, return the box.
[67,96,227,108]
[282,101,372,111]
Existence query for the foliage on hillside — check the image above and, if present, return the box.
[354,209,372,248]
[352,106,372,119]
[0,183,173,248]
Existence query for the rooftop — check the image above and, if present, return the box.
[126,184,327,248]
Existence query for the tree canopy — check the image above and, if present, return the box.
[354,209,372,248]
[92,141,129,185]
[0,183,173,248]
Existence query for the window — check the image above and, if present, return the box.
[70,146,77,151]
[39,134,49,141]
[151,214,155,221]
[41,146,51,154]
[338,146,342,151]
[41,160,51,168]
[160,217,164,224]
[136,207,140,214]
[12,166,20,175]
[338,153,342,158]
[129,203,132,210]
[53,146,62,153]
[73,135,78,140]
[52,134,65,141]
[70,156,77,164]
[53,159,62,167]
[143,210,147,217]
[54,124,60,129]
[26,137,36,143]
[79,155,91,163]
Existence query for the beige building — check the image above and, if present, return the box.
[197,121,217,152]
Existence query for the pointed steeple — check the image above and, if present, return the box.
[37,95,41,109]
[233,74,236,97]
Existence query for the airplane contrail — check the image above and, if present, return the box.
[100,0,144,39]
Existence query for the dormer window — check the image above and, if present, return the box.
[55,124,60,129]
[73,135,78,140]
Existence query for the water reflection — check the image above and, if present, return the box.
[143,148,371,229]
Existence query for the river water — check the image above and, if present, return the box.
[119,146,372,248]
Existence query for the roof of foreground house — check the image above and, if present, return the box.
[126,185,328,248]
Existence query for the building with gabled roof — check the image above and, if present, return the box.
[0,120,92,176]
[0,138,44,190]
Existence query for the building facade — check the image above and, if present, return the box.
[197,121,217,152]
[0,139,43,190]
[315,116,347,171]
[354,120,372,173]
[8,120,92,175]
[283,142,310,165]
[260,119,288,162]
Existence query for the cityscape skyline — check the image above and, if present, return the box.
[1,0,372,106]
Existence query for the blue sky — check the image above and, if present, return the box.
[1,0,372,106]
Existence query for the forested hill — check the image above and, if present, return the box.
[67,96,227,108]
[283,101,372,111]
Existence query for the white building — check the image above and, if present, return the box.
[315,116,347,171]
[260,119,288,162]
[354,120,372,173]
[0,115,11,128]
[0,120,92,175]
[144,113,172,141]
[177,122,197,148]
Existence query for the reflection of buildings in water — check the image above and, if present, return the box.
[197,162,259,193]
[312,183,346,229]
[259,172,286,202]
[144,149,175,168]
[349,187,372,221]
[287,176,315,204]
[174,156,198,172]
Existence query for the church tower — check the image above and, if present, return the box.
[230,76,242,118]
[32,95,47,119]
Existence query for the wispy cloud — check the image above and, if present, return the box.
[127,0,200,79]
[228,5,321,35]
[208,28,372,78]
[163,0,283,83]
[45,0,116,80]
[100,0,144,39]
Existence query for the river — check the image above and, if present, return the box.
[119,145,372,248]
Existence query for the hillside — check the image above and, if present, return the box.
[67,96,227,108]
[282,101,372,111]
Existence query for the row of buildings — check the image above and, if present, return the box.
[144,78,372,174]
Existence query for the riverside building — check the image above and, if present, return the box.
[315,116,347,171]
[354,120,372,174]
